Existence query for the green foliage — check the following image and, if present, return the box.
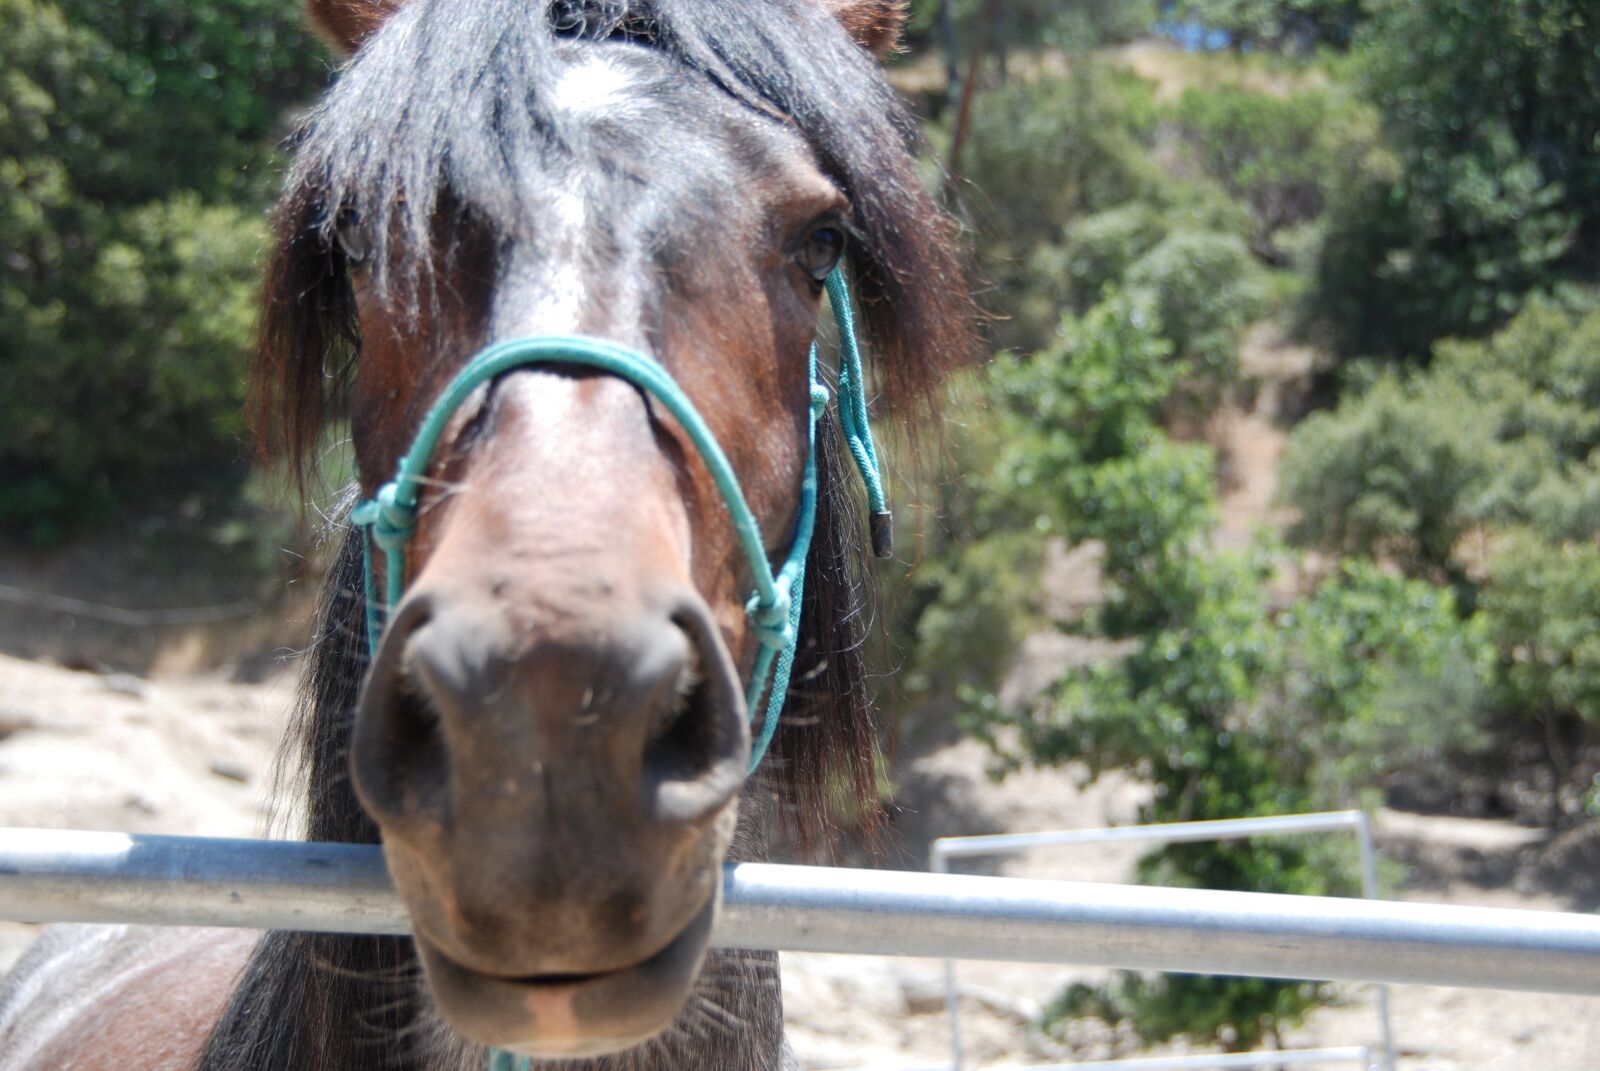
[1122,230,1267,398]
[937,298,1491,1051]
[1169,84,1384,258]
[1281,301,1600,577]
[906,0,1159,53]
[956,64,1275,400]
[1048,975,1328,1053]
[1483,532,1600,725]
[1282,301,1600,738]
[1167,0,1370,52]
[1049,204,1169,312]
[48,0,330,201]
[899,530,1046,700]
[959,62,1165,259]
[1269,561,1492,798]
[0,0,326,538]
[1278,374,1492,578]
[1308,0,1600,359]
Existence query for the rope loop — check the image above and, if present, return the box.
[352,482,416,552]
[746,589,793,650]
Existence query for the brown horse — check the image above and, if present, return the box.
[0,0,973,1067]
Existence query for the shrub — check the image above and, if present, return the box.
[1170,83,1382,259]
[1307,0,1600,359]
[906,0,1158,53]
[0,0,325,537]
[1123,230,1267,398]
[1280,302,1600,577]
[1483,532,1600,727]
[1268,560,1493,800]
[1281,301,1600,764]
[940,298,1490,1051]
[1277,374,1493,578]
[958,63,1166,258]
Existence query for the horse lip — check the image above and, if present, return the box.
[413,893,719,1054]
[416,888,712,986]
[474,933,680,989]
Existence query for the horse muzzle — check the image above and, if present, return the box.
[350,580,746,1052]
[413,885,719,1056]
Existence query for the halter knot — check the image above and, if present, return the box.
[746,590,793,650]
[352,481,416,553]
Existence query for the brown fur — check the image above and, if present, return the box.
[307,0,410,53]
[823,0,908,55]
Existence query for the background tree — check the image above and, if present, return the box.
[941,299,1488,1052]
[1307,0,1600,360]
[0,0,327,539]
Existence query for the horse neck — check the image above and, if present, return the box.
[197,522,788,1071]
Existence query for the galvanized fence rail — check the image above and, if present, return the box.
[2,827,1599,999]
[929,811,1394,1071]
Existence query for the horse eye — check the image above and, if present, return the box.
[335,208,368,266]
[795,224,845,283]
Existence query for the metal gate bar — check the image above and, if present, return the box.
[2,828,1599,996]
[930,811,1394,1071]
[1029,1049,1371,1070]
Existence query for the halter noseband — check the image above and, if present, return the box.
[351,267,887,775]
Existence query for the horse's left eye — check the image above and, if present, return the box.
[795,224,845,283]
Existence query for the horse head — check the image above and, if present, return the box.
[253,0,971,1057]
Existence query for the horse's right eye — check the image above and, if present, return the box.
[795,223,845,283]
[335,208,369,266]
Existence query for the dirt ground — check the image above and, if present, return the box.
[0,653,1595,1070]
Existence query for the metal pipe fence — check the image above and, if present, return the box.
[929,811,1395,1071]
[2,828,1599,999]
[1025,1049,1372,1070]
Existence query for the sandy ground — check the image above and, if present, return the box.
[0,654,1595,1069]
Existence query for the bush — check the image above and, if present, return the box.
[1277,374,1493,578]
[1269,560,1492,800]
[1281,301,1600,764]
[959,63,1166,259]
[1307,0,1600,359]
[1123,230,1267,399]
[1483,532,1600,727]
[1170,83,1382,259]
[906,0,1159,54]
[1280,301,1600,578]
[933,297,1490,1051]
[0,0,326,538]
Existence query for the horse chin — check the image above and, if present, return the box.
[415,891,719,1057]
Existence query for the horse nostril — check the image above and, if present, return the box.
[352,608,453,826]
[639,606,748,825]
[643,640,719,780]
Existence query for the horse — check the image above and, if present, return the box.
[0,0,974,1067]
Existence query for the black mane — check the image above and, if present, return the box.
[256,0,970,465]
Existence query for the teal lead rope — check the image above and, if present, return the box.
[825,269,890,557]
[486,1052,530,1071]
[351,267,884,781]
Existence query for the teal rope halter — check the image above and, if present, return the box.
[351,267,885,781]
